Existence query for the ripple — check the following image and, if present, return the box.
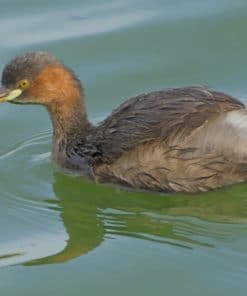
[0,5,157,47]
[0,232,66,267]
[0,130,51,161]
[0,130,67,267]
[97,205,247,251]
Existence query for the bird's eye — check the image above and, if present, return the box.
[18,80,30,89]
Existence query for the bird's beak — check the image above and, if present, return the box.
[0,87,22,103]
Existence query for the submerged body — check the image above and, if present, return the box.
[0,52,247,192]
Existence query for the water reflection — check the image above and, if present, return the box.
[26,172,247,265]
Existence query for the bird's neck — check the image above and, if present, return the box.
[47,93,93,170]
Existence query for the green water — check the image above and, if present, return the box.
[0,0,247,295]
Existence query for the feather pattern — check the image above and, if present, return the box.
[83,86,244,164]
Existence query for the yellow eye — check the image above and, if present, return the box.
[19,80,30,89]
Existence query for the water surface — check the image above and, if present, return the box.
[0,0,247,295]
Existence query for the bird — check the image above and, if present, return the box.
[0,51,247,193]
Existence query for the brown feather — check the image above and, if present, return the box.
[84,86,244,164]
[2,52,247,192]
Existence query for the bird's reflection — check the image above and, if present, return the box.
[26,172,247,265]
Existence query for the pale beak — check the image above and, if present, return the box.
[0,87,22,102]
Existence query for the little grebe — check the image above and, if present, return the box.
[0,51,247,192]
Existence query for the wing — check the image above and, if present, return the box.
[84,86,244,164]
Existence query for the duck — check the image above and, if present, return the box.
[0,51,247,193]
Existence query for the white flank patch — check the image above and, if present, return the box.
[224,110,247,132]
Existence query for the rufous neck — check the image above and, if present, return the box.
[48,95,91,139]
[47,92,94,172]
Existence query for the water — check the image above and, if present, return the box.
[0,0,247,295]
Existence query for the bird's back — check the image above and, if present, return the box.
[84,86,247,192]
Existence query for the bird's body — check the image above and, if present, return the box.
[64,86,247,192]
[0,52,247,192]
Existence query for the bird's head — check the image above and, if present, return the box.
[0,51,82,107]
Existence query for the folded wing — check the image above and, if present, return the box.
[84,86,244,164]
